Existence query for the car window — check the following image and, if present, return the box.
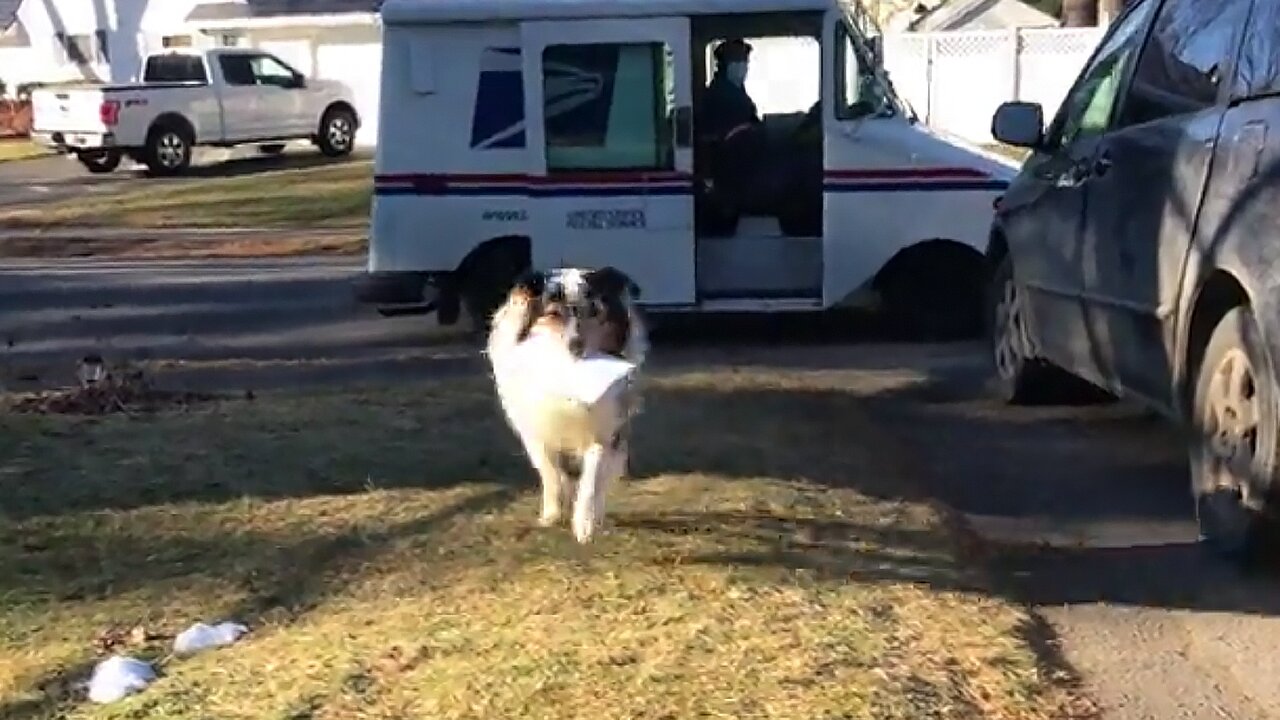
[218,55,256,86]
[144,55,207,84]
[1116,0,1252,127]
[251,55,298,88]
[1047,0,1156,148]
[1233,0,1280,99]
[541,42,674,171]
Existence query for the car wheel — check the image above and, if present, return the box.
[144,125,193,176]
[77,149,121,174]
[317,108,357,158]
[986,254,1085,404]
[1190,306,1280,561]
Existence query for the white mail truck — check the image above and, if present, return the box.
[356,0,1018,337]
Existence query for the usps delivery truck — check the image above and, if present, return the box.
[356,0,1018,337]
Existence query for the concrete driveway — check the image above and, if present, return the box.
[0,144,370,208]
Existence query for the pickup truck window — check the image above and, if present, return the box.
[218,54,298,89]
[1233,0,1280,99]
[1116,0,1250,127]
[144,55,208,84]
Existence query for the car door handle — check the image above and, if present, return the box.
[1092,152,1113,177]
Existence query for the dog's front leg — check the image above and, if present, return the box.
[573,444,607,543]
[521,437,567,527]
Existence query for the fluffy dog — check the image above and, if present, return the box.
[485,266,647,543]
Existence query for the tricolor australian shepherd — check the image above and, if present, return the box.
[485,266,648,543]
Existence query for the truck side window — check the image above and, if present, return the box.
[1116,0,1251,127]
[250,55,298,89]
[1233,0,1280,99]
[834,22,886,120]
[219,56,256,86]
[1044,0,1155,148]
[541,42,674,171]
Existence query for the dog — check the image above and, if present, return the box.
[485,266,647,543]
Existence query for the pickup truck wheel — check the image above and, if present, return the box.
[144,126,193,176]
[1191,306,1280,562]
[77,150,121,174]
[317,108,356,158]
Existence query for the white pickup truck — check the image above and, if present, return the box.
[30,48,361,176]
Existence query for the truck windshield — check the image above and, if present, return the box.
[837,0,916,122]
[143,55,209,84]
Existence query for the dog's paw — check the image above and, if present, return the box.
[572,512,598,544]
[538,510,563,528]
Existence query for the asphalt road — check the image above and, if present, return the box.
[5,256,1280,718]
[0,145,368,208]
[0,256,468,391]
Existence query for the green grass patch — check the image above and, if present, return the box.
[0,161,372,229]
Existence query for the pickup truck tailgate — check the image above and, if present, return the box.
[32,88,110,133]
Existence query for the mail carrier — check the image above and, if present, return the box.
[358,0,1018,336]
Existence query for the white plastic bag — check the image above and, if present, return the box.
[87,655,156,704]
[172,621,249,657]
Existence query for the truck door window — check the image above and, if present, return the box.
[834,22,888,120]
[218,56,256,86]
[1232,0,1280,99]
[542,42,674,171]
[250,55,299,88]
[1045,0,1155,148]
[1116,0,1251,127]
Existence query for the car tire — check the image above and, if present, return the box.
[317,107,357,158]
[143,125,193,177]
[985,253,1083,404]
[1190,306,1280,562]
[77,149,121,174]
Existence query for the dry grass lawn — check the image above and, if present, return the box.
[0,140,47,164]
[0,368,1093,719]
[0,161,371,230]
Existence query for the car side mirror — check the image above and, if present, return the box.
[991,101,1044,149]
[290,73,306,89]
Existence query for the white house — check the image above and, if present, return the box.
[0,0,204,90]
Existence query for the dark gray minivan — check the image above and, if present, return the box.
[984,0,1280,560]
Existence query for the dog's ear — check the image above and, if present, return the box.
[587,266,640,300]
[510,269,547,299]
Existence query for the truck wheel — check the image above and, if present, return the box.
[259,143,287,156]
[317,108,356,158]
[144,125,193,176]
[77,150,121,174]
[461,248,527,337]
[1191,306,1280,562]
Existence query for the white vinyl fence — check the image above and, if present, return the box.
[883,27,1107,144]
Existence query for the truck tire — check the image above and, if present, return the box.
[1190,306,1280,562]
[143,124,193,176]
[77,150,121,174]
[461,247,527,337]
[317,108,357,158]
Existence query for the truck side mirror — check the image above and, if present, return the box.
[868,36,883,66]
